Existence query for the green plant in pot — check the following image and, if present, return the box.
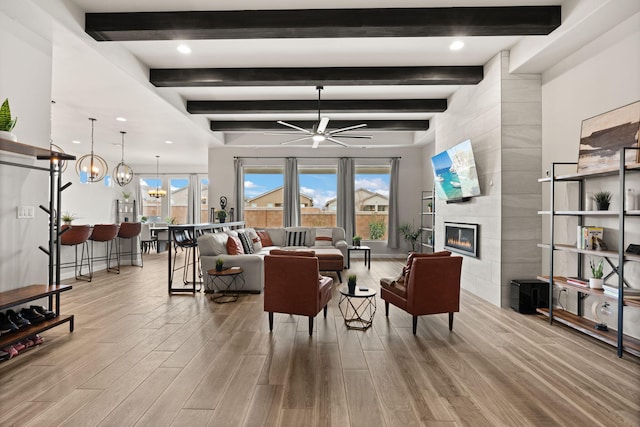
[593,191,612,211]
[347,274,357,294]
[61,211,77,225]
[122,191,131,201]
[0,98,18,142]
[217,209,227,223]
[399,223,422,252]
[589,258,604,289]
[215,258,225,272]
[352,235,362,246]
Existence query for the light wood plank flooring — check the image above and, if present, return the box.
[1,252,638,426]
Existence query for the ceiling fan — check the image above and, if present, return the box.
[269,86,371,148]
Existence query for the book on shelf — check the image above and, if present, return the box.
[576,226,603,250]
[602,284,640,298]
[566,277,589,287]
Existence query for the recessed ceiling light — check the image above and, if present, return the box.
[116,117,127,122]
[450,40,465,51]
[177,44,191,54]
[165,140,173,144]
[72,140,81,144]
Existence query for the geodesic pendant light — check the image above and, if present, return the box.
[148,155,167,198]
[75,117,108,183]
[113,131,134,187]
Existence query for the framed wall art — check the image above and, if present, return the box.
[577,100,640,173]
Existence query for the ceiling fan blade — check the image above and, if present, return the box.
[329,134,372,139]
[327,123,368,135]
[280,135,313,145]
[326,137,349,148]
[317,117,329,133]
[264,132,307,136]
[277,120,313,134]
[312,138,321,149]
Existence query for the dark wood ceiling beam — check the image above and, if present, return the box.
[86,6,561,41]
[210,120,428,132]
[151,66,483,87]
[188,99,447,114]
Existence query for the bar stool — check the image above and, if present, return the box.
[171,228,202,289]
[117,222,143,268]
[89,224,120,277]
[59,225,92,281]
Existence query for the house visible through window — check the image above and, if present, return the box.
[299,166,337,227]
[244,166,284,227]
[354,165,391,240]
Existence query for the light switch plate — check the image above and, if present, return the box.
[17,206,35,218]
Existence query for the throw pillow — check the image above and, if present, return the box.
[256,230,273,247]
[226,235,245,255]
[286,230,307,246]
[314,228,333,247]
[238,232,254,254]
[245,228,262,251]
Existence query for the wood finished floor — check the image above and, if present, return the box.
[0,252,638,427]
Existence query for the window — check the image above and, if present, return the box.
[299,166,337,227]
[169,177,188,224]
[200,177,209,222]
[354,165,390,240]
[140,176,163,222]
[244,166,284,227]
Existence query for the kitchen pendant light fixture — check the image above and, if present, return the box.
[148,155,167,198]
[113,131,134,186]
[75,117,108,183]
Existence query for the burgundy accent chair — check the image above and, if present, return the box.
[381,252,462,334]
[264,252,333,336]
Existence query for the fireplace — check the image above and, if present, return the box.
[444,222,478,258]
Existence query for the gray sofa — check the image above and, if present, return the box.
[198,226,348,293]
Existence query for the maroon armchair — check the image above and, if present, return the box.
[264,251,333,336]
[381,252,462,334]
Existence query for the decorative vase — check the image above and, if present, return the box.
[0,130,17,142]
[596,202,609,211]
[589,278,603,289]
[216,265,223,272]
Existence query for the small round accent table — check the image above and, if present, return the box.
[205,267,245,303]
[338,286,377,330]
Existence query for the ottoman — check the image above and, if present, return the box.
[310,248,344,283]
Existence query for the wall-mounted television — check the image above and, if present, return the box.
[431,139,481,202]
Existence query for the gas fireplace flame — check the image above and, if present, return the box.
[446,237,473,249]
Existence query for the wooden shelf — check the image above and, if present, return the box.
[537,307,640,357]
[0,137,75,160]
[537,243,640,262]
[0,315,74,349]
[0,284,72,311]
[536,275,639,306]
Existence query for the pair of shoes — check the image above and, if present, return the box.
[1,345,18,359]
[0,312,19,335]
[30,334,44,345]
[0,349,10,361]
[12,342,26,352]
[30,305,56,320]
[6,309,30,329]
[20,308,45,325]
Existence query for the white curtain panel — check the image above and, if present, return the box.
[387,157,400,249]
[284,157,301,227]
[337,157,355,241]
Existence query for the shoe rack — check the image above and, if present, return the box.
[0,138,76,353]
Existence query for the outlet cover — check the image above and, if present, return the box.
[17,206,35,219]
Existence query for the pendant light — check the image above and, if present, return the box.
[75,117,108,183]
[148,155,167,198]
[113,131,134,186]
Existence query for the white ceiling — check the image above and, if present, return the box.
[34,0,639,169]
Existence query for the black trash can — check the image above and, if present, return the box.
[510,279,549,314]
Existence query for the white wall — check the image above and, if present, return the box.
[541,13,640,336]
[208,145,425,256]
[0,4,53,292]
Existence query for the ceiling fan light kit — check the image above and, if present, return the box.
[273,86,372,148]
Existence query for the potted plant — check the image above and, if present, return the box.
[122,191,131,201]
[215,258,225,272]
[0,98,18,142]
[427,202,433,212]
[589,258,604,289]
[593,191,612,211]
[352,235,362,246]
[217,209,227,223]
[61,212,77,225]
[347,274,357,294]
[141,216,148,223]
[399,223,422,252]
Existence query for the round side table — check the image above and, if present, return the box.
[205,267,245,303]
[338,286,377,330]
